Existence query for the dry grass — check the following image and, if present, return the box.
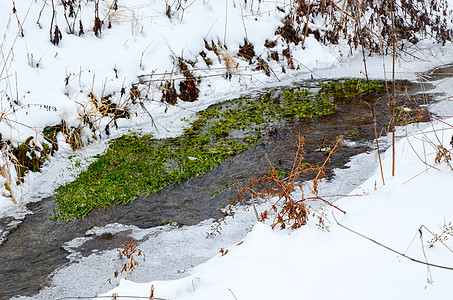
[215,42,245,82]
[103,2,150,35]
[0,150,21,205]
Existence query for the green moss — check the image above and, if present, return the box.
[54,79,376,220]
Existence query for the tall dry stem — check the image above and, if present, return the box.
[390,0,397,176]
[372,106,385,185]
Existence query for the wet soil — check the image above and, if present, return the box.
[0,79,432,299]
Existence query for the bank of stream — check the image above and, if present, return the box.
[0,78,433,299]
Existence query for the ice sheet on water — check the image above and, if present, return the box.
[15,212,258,299]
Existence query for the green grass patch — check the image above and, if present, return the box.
[54,79,381,220]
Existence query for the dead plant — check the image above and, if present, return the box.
[282,0,453,54]
[255,57,271,76]
[160,80,178,105]
[11,1,24,37]
[0,150,21,205]
[369,104,385,185]
[428,221,453,248]
[209,135,343,235]
[129,85,141,104]
[108,238,145,283]
[79,92,132,139]
[89,92,130,119]
[50,0,63,45]
[93,0,102,37]
[61,0,83,35]
[238,39,255,63]
[215,42,244,81]
[103,2,144,35]
[149,285,155,300]
[177,58,200,102]
[434,145,452,167]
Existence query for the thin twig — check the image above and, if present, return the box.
[405,136,440,171]
[228,288,238,300]
[333,213,453,271]
[251,196,260,221]
[429,115,453,128]
[418,226,433,283]
[310,196,346,214]
[370,104,385,185]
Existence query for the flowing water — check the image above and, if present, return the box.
[0,79,433,299]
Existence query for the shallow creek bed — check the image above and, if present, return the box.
[0,78,431,299]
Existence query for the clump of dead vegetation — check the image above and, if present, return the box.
[138,56,201,105]
[275,0,453,53]
[177,57,200,102]
[199,40,246,80]
[158,58,200,104]
[267,0,453,73]
[435,144,452,167]
[46,0,122,44]
[209,135,344,235]
[108,238,145,284]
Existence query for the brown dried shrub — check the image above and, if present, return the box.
[209,135,343,235]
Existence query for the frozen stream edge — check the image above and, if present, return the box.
[10,60,453,299]
[12,130,412,299]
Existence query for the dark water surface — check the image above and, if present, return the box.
[0,79,432,299]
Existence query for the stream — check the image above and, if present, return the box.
[0,78,436,299]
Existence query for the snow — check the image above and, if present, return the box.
[1,0,453,299]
